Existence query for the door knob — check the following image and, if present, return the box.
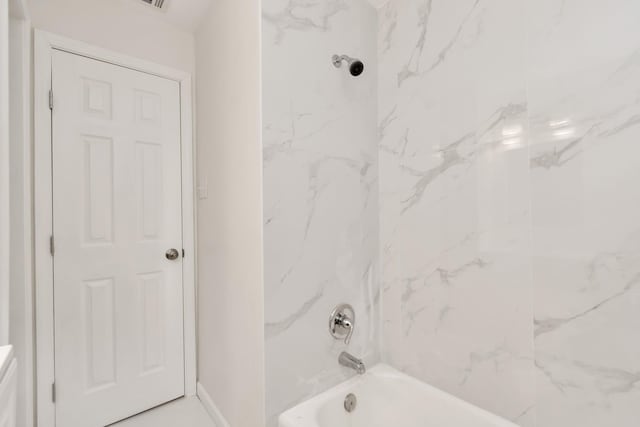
[165,248,180,260]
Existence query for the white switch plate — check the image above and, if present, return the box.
[197,176,208,200]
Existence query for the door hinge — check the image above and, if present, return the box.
[49,89,53,110]
[51,383,56,403]
[182,248,185,258]
[50,235,55,256]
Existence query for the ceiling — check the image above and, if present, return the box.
[121,0,213,33]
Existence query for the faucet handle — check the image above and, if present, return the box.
[341,316,354,345]
[329,304,355,344]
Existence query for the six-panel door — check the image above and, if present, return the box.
[51,50,185,427]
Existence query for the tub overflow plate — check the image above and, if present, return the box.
[344,393,357,413]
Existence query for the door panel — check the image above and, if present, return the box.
[52,50,184,427]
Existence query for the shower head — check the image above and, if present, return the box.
[332,54,364,77]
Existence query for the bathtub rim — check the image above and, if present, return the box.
[278,363,518,427]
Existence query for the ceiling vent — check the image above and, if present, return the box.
[139,0,167,9]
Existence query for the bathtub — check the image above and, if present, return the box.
[279,364,518,427]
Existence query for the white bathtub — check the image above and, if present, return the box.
[279,364,518,427]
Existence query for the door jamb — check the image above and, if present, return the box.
[34,29,197,427]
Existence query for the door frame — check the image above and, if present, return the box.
[0,0,9,348]
[34,30,197,427]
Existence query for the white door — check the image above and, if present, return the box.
[51,50,185,427]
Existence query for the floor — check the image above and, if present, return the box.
[112,397,216,427]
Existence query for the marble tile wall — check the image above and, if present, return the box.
[262,1,379,426]
[528,1,640,426]
[263,0,640,425]
[377,0,535,425]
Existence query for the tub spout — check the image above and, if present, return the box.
[339,351,366,375]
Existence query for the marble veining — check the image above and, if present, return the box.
[528,0,640,425]
[262,0,349,44]
[263,0,640,426]
[379,0,534,425]
[264,280,327,339]
[396,0,483,87]
[378,1,640,425]
[534,269,640,338]
[263,1,379,426]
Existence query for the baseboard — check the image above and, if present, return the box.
[197,382,231,427]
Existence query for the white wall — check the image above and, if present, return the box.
[261,1,379,425]
[26,0,196,73]
[194,0,265,426]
